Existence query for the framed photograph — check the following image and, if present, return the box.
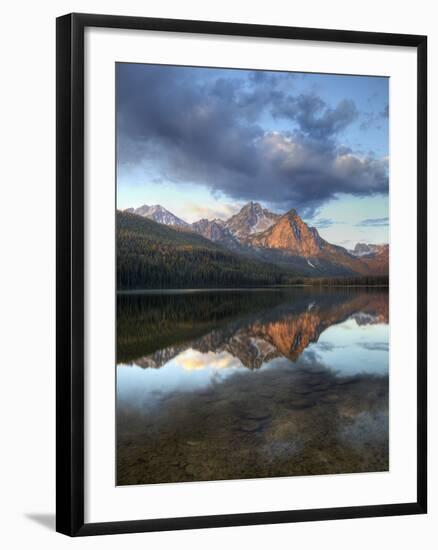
[56,13,427,536]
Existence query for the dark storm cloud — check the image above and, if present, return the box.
[117,64,388,213]
[271,94,358,139]
[356,217,389,227]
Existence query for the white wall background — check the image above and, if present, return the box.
[0,0,435,548]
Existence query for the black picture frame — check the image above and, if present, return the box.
[56,12,427,537]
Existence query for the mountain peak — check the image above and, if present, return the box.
[248,208,324,257]
[351,242,389,257]
[283,208,298,219]
[131,204,189,227]
[225,202,280,238]
[247,200,262,208]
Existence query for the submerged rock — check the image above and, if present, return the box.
[336,376,360,385]
[241,408,271,421]
[293,387,315,395]
[285,398,316,410]
[239,420,264,432]
[320,393,341,403]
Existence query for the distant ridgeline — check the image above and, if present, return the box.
[117,205,389,290]
[117,211,296,289]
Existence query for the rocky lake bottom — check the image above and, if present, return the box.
[116,288,389,485]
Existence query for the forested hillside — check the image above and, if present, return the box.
[117,211,296,289]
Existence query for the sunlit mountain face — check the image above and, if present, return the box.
[118,204,389,284]
[117,288,389,485]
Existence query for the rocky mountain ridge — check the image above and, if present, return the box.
[225,201,280,239]
[123,202,389,277]
[247,209,323,256]
[350,243,389,257]
[126,204,189,228]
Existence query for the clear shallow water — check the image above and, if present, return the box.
[117,288,389,485]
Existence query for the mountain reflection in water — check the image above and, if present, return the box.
[117,288,389,485]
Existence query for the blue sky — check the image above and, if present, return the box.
[117,64,389,248]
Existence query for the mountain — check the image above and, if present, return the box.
[349,243,389,276]
[126,204,189,228]
[117,210,297,289]
[120,202,389,280]
[225,201,280,239]
[190,218,240,250]
[248,209,322,255]
[246,209,374,276]
[350,243,389,257]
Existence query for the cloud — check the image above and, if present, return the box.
[359,342,389,352]
[356,217,389,227]
[360,103,389,130]
[186,202,240,221]
[309,217,336,229]
[315,341,336,351]
[272,94,358,139]
[117,64,388,214]
[305,210,347,229]
[174,349,240,371]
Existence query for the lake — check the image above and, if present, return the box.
[116,288,389,485]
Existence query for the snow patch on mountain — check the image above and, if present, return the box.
[126,204,189,227]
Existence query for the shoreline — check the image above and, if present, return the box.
[117,285,389,295]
